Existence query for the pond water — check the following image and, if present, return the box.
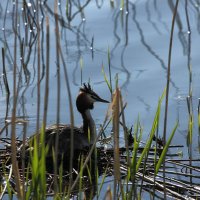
[0,0,200,198]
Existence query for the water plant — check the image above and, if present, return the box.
[1,0,200,199]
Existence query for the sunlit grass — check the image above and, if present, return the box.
[0,85,183,199]
[1,0,198,199]
[27,126,47,199]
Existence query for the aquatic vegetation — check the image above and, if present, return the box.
[0,0,200,199]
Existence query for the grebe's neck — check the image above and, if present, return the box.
[81,109,96,144]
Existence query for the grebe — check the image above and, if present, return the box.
[23,83,109,164]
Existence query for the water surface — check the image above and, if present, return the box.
[0,0,200,196]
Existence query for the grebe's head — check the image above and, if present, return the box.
[76,83,109,113]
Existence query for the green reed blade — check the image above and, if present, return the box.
[102,64,112,94]
[155,121,178,175]
[98,164,109,197]
[136,89,165,172]
[187,115,193,146]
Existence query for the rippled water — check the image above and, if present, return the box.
[0,0,200,185]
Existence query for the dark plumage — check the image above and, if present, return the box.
[20,83,109,171]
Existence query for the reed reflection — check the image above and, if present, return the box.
[168,0,188,56]
[111,1,131,88]
[0,1,200,198]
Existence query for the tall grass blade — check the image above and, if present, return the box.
[187,114,193,146]
[155,121,178,175]
[29,126,47,199]
[98,165,109,197]
[102,64,112,94]
[136,89,165,172]
[0,165,12,200]
[129,117,142,198]
[39,125,47,197]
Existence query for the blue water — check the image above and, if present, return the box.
[0,0,199,157]
[0,0,200,198]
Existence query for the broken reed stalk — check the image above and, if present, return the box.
[163,0,179,198]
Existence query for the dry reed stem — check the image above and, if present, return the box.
[36,0,41,135]
[104,186,112,200]
[54,0,60,192]
[43,15,50,129]
[2,48,10,95]
[113,88,120,199]
[11,0,23,198]
[55,11,75,196]
[119,92,130,166]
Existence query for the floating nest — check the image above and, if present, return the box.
[0,137,200,199]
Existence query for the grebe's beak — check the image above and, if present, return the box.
[93,95,110,103]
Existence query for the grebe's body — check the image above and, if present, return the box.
[22,83,109,166]
[38,124,89,154]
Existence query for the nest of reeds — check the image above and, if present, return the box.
[0,136,200,199]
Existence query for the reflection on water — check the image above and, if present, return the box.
[0,0,200,198]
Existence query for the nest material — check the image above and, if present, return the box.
[0,137,200,199]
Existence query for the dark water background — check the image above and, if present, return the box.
[0,0,200,179]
